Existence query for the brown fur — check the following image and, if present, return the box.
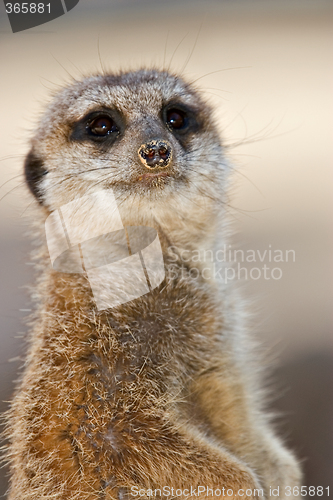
[4,69,301,499]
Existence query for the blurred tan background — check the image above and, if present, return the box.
[0,0,332,496]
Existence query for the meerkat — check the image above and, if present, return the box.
[4,69,301,500]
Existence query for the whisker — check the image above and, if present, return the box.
[0,154,26,162]
[20,199,37,218]
[179,21,204,75]
[97,35,108,77]
[226,114,296,149]
[232,168,264,197]
[191,66,252,85]
[0,174,24,191]
[163,31,170,70]
[167,32,189,72]
[0,181,26,204]
[50,53,76,82]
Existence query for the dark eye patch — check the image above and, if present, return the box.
[162,102,200,138]
[70,108,124,145]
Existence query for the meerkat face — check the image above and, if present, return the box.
[25,69,229,232]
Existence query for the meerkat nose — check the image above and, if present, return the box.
[138,139,172,169]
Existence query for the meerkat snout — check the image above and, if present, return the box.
[138,139,172,169]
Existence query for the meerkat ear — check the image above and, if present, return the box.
[24,148,47,204]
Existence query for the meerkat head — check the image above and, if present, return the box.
[24,69,229,243]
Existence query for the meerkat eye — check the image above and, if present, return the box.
[71,110,124,144]
[165,108,188,131]
[87,115,119,137]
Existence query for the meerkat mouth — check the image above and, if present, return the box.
[136,171,170,184]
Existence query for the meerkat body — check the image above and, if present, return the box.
[5,70,301,499]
